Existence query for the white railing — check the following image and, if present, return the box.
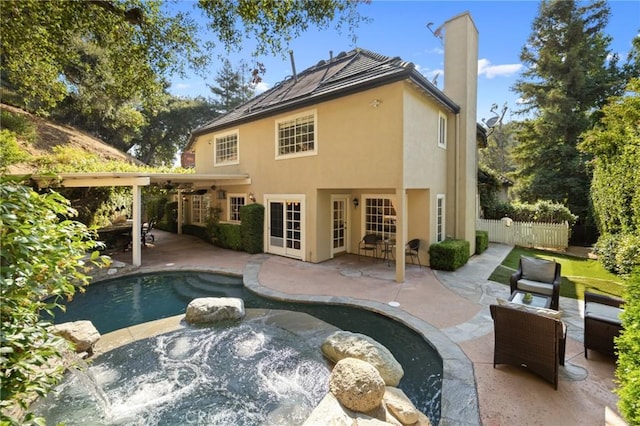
[477,218,569,249]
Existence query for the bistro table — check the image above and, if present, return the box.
[379,239,396,267]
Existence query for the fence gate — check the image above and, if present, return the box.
[476,219,569,249]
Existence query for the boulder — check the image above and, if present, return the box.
[383,387,420,424]
[53,320,100,354]
[321,331,404,386]
[303,393,391,425]
[185,297,245,324]
[329,358,386,413]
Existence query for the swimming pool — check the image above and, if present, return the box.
[52,271,443,421]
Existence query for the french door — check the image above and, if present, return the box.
[267,196,304,259]
[331,195,349,256]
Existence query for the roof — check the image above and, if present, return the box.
[187,48,460,149]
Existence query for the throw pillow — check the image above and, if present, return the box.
[521,256,557,283]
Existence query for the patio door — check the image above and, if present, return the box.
[331,195,349,256]
[267,196,304,260]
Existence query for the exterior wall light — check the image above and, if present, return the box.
[353,197,359,208]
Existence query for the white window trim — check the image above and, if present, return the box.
[438,112,447,149]
[361,194,397,240]
[191,194,209,226]
[227,193,247,223]
[274,109,318,160]
[436,193,445,243]
[213,129,240,167]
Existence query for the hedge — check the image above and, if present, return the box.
[240,203,264,254]
[476,230,489,254]
[616,268,640,424]
[429,239,470,271]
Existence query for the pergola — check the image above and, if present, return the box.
[30,172,251,266]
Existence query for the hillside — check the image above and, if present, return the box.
[1,103,144,174]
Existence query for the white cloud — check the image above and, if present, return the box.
[254,81,270,93]
[173,83,191,90]
[478,59,523,79]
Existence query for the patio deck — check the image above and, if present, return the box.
[104,230,624,425]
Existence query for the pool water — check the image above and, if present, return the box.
[51,271,442,421]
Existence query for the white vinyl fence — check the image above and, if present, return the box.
[477,218,569,249]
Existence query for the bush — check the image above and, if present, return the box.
[145,195,168,223]
[616,268,640,424]
[214,223,242,250]
[484,200,577,226]
[429,239,470,271]
[0,110,37,143]
[182,224,208,241]
[0,129,30,170]
[595,233,640,276]
[240,203,264,254]
[161,201,178,233]
[476,230,489,254]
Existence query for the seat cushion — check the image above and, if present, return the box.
[585,302,623,325]
[517,279,554,295]
[521,256,557,283]
[496,298,562,320]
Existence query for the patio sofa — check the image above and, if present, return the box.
[584,291,624,358]
[510,256,561,310]
[490,303,566,389]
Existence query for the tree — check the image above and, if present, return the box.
[209,59,256,114]
[510,0,628,225]
[0,177,109,424]
[479,120,518,179]
[131,96,216,166]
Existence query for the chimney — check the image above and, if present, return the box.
[443,12,479,255]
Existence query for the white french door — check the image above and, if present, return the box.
[331,195,349,256]
[267,196,304,259]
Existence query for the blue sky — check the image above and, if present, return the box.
[169,1,640,124]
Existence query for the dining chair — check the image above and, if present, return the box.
[359,234,379,261]
[405,239,421,267]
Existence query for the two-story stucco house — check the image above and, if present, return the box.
[184,12,480,282]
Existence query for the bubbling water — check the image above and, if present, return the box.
[32,320,331,425]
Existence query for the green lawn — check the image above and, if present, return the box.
[488,246,626,300]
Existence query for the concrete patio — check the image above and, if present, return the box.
[103,230,624,425]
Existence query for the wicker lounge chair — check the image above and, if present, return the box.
[490,304,566,390]
[584,291,624,358]
[510,256,561,310]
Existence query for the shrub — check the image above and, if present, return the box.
[429,239,470,271]
[160,201,178,233]
[145,195,168,223]
[0,177,108,424]
[182,224,208,241]
[595,233,640,276]
[214,223,242,250]
[616,268,640,424]
[476,230,489,254]
[484,200,577,226]
[240,203,264,254]
[0,129,30,170]
[0,110,37,143]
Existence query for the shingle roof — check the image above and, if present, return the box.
[189,48,460,144]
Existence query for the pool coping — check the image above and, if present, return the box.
[91,254,480,425]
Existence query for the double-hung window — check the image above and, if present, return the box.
[438,113,447,149]
[214,130,239,166]
[276,110,317,158]
[228,195,246,222]
[436,194,445,242]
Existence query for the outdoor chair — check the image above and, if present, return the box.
[490,303,566,390]
[405,239,421,267]
[584,291,624,358]
[359,234,379,260]
[510,256,561,310]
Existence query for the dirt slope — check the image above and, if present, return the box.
[2,103,144,174]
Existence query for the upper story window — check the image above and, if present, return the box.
[438,113,447,149]
[228,194,246,222]
[436,194,445,242]
[276,110,317,159]
[214,130,239,166]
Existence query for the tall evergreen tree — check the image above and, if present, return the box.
[209,60,256,114]
[510,0,627,225]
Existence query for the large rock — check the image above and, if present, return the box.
[329,358,386,413]
[54,320,100,354]
[185,297,245,324]
[383,387,420,424]
[303,393,391,425]
[321,331,404,386]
